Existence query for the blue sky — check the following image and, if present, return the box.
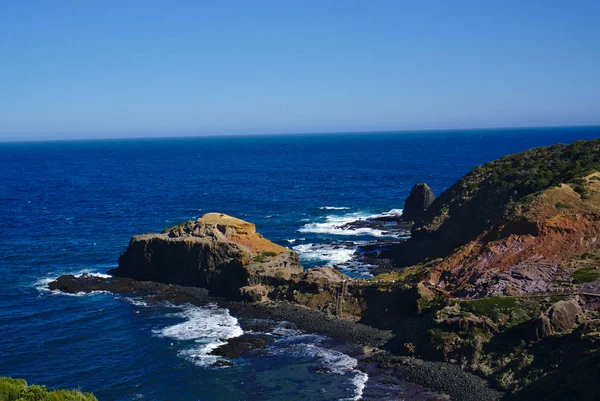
[1,1,599,141]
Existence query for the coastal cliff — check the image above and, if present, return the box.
[110,213,302,299]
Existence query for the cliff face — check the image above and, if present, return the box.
[112,213,302,299]
[383,139,600,297]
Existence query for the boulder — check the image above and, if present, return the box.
[536,299,582,338]
[239,284,270,303]
[111,213,303,299]
[294,267,345,293]
[548,299,581,333]
[403,183,434,223]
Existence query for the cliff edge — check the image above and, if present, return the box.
[110,212,302,299]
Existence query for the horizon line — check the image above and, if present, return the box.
[1,123,599,144]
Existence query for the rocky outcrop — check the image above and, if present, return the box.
[403,183,435,223]
[110,213,302,299]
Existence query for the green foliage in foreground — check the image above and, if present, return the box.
[0,377,97,401]
[571,267,600,284]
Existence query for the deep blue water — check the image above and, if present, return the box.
[1,126,599,400]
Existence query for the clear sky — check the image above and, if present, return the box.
[1,1,599,141]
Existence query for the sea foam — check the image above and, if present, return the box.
[292,243,357,265]
[269,334,368,400]
[154,304,243,367]
[298,209,404,237]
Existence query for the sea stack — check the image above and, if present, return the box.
[402,183,434,223]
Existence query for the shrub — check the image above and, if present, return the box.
[461,296,519,319]
[555,201,573,209]
[252,251,278,263]
[0,377,97,401]
[571,267,600,284]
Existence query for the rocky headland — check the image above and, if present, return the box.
[50,138,600,400]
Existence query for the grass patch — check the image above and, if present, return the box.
[461,296,520,318]
[549,295,568,303]
[572,267,600,284]
[252,251,278,263]
[0,377,97,401]
[581,252,598,260]
[555,201,574,209]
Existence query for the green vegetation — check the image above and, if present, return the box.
[476,140,600,201]
[571,267,600,284]
[252,251,278,263]
[555,201,573,209]
[461,296,519,317]
[459,296,542,324]
[0,377,97,401]
[413,138,600,253]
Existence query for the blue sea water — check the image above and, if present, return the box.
[1,126,599,400]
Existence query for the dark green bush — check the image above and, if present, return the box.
[571,267,600,284]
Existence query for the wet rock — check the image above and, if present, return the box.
[210,333,274,358]
[311,366,332,374]
[212,360,234,368]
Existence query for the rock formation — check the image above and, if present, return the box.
[110,213,303,299]
[402,183,434,223]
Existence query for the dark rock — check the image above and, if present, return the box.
[311,366,332,374]
[403,183,435,223]
[210,333,274,358]
[212,360,234,368]
[340,215,413,236]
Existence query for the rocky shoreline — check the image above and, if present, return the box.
[49,273,502,401]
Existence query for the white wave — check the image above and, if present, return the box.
[73,272,112,279]
[298,210,404,237]
[124,297,148,307]
[285,239,296,244]
[34,268,112,295]
[268,339,367,401]
[369,208,403,218]
[154,304,243,367]
[293,243,356,265]
[319,206,351,210]
[349,371,369,401]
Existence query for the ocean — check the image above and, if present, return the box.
[1,126,599,400]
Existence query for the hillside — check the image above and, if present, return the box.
[378,138,600,297]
